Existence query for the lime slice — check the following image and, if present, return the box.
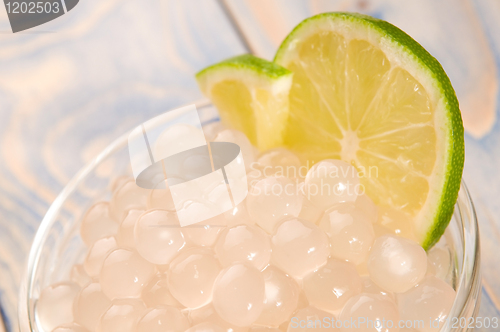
[274,13,464,249]
[196,54,293,150]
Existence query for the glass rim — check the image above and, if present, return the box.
[18,100,481,332]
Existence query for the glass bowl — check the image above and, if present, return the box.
[18,102,481,332]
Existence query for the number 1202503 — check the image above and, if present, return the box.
[5,2,60,14]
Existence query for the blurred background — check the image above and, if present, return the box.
[0,0,499,331]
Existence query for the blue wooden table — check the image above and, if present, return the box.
[0,1,498,331]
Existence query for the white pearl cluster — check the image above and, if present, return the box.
[36,128,456,332]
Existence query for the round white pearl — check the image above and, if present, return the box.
[99,248,156,300]
[182,222,224,247]
[246,177,303,234]
[36,282,80,332]
[186,322,226,332]
[339,294,400,332]
[368,234,427,293]
[70,264,92,288]
[250,327,281,332]
[271,218,329,278]
[73,283,111,331]
[80,202,118,246]
[287,306,334,332]
[303,259,362,313]
[213,263,265,327]
[256,148,301,178]
[214,129,255,169]
[168,247,221,308]
[304,159,359,209]
[256,266,300,326]
[318,202,374,264]
[96,298,146,332]
[361,276,395,301]
[397,276,456,332]
[188,304,249,332]
[136,306,190,332]
[426,246,451,280]
[116,209,144,248]
[214,225,271,270]
[110,179,148,221]
[223,201,255,227]
[134,209,186,265]
[298,197,324,225]
[83,236,117,278]
[141,272,182,308]
[147,181,176,211]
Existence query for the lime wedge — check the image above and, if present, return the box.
[274,13,464,249]
[196,54,293,150]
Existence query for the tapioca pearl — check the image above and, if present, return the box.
[116,209,144,248]
[355,194,378,223]
[141,272,182,308]
[100,249,156,300]
[223,201,255,227]
[318,202,375,265]
[168,247,222,308]
[303,259,362,313]
[147,180,176,211]
[361,276,395,301]
[426,246,451,280]
[175,198,221,227]
[397,276,456,332]
[271,218,329,278]
[203,121,226,142]
[96,298,146,332]
[297,197,324,225]
[215,129,255,169]
[73,283,111,331]
[204,180,232,207]
[80,202,119,246]
[214,225,271,270]
[136,306,190,332]
[213,263,265,327]
[250,327,281,332]
[256,266,300,326]
[188,305,249,332]
[368,234,427,293]
[70,264,92,288]
[52,323,89,332]
[186,322,226,332]
[183,221,224,247]
[134,209,185,265]
[256,148,301,178]
[287,306,335,332]
[35,282,80,332]
[339,294,400,332]
[83,236,117,278]
[304,159,359,209]
[247,177,303,234]
[110,179,148,220]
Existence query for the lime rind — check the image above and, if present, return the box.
[197,54,292,81]
[274,12,464,249]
